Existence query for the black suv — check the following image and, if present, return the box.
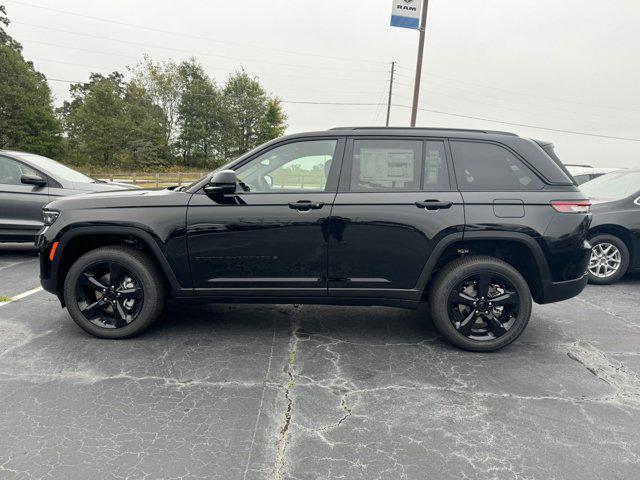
[37,128,592,351]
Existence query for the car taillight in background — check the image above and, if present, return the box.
[550,200,591,213]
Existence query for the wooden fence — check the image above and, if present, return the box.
[95,172,206,189]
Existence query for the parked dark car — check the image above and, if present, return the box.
[580,169,640,284]
[0,150,138,242]
[36,128,592,351]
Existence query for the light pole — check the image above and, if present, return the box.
[410,0,430,127]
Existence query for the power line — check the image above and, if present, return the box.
[395,65,640,114]
[36,58,387,84]
[12,21,389,75]
[43,77,384,106]
[393,104,640,142]
[6,0,388,66]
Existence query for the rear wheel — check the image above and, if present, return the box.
[63,246,165,338]
[428,255,532,352]
[587,234,629,285]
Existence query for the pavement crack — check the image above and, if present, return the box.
[567,341,640,409]
[273,307,301,480]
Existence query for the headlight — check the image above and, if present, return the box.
[43,209,60,226]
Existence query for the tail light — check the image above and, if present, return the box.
[550,200,591,213]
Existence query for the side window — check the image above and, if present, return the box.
[451,141,543,190]
[350,139,422,192]
[0,156,38,186]
[236,139,338,193]
[424,141,450,191]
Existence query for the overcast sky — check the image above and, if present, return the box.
[4,0,640,167]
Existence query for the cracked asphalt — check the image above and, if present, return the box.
[1,243,639,479]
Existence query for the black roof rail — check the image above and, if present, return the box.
[329,126,518,136]
[564,164,593,168]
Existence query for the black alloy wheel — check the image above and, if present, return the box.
[428,255,532,352]
[75,261,144,329]
[447,273,519,341]
[64,246,165,339]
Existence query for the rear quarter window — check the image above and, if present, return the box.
[451,141,544,191]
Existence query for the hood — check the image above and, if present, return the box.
[46,187,185,211]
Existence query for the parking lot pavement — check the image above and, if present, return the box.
[0,252,639,479]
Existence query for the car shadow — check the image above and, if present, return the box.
[146,301,439,343]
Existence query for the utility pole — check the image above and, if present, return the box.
[385,61,395,127]
[410,0,430,127]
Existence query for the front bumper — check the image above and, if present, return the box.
[36,230,60,296]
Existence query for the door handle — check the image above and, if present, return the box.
[288,200,325,211]
[415,200,454,210]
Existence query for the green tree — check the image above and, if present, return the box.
[222,71,287,157]
[61,73,166,168]
[176,59,225,168]
[258,98,287,144]
[0,4,61,156]
[131,56,183,151]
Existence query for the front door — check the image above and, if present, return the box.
[328,137,465,299]
[0,155,49,241]
[187,138,344,296]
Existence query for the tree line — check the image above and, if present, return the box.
[0,5,287,171]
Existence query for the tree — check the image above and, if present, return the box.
[131,56,183,151]
[0,4,21,52]
[176,59,225,168]
[0,4,61,156]
[61,73,166,168]
[258,98,287,145]
[222,72,287,157]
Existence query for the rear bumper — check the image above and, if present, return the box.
[538,273,588,304]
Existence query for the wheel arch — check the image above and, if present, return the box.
[54,226,182,302]
[417,232,551,304]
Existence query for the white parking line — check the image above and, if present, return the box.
[0,287,44,307]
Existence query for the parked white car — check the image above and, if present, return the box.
[565,164,622,185]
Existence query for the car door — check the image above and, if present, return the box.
[328,137,465,300]
[187,137,345,296]
[0,155,49,241]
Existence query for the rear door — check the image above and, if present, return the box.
[328,137,464,299]
[0,155,49,241]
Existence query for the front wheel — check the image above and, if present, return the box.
[428,255,532,352]
[63,246,165,339]
[587,234,629,285]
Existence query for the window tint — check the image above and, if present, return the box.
[0,156,38,186]
[236,140,338,193]
[350,139,422,191]
[451,141,543,190]
[423,141,450,190]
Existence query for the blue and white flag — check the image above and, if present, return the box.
[390,0,422,29]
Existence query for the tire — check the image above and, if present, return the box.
[587,234,629,285]
[63,246,165,339]
[428,255,532,352]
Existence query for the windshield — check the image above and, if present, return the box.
[580,170,640,201]
[11,152,95,183]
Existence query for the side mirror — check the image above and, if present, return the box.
[21,174,47,187]
[204,170,237,196]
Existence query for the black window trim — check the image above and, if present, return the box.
[448,138,546,192]
[202,136,347,195]
[338,136,453,193]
